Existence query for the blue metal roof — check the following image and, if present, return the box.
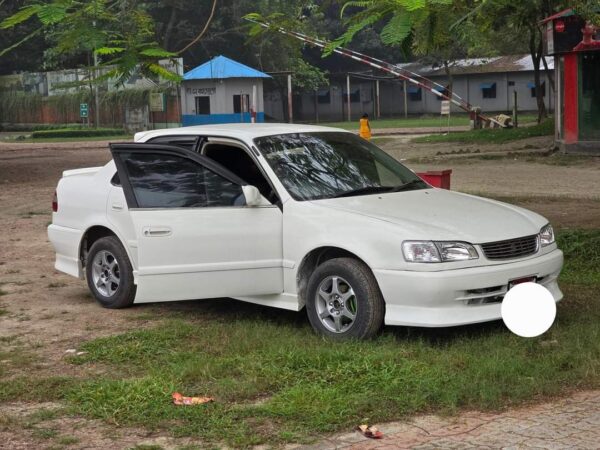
[183,55,271,80]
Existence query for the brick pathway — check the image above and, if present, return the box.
[288,391,600,449]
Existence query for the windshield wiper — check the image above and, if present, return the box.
[332,185,393,198]
[388,179,426,192]
[332,179,426,199]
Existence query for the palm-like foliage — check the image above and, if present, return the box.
[326,0,451,54]
[0,0,181,84]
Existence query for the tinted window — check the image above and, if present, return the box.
[254,132,426,201]
[120,152,244,208]
[147,135,199,151]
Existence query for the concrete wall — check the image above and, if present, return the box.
[419,72,553,114]
[264,79,378,123]
[181,78,264,115]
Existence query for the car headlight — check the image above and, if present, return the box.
[539,224,555,247]
[402,241,479,263]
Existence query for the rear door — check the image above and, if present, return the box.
[110,143,283,303]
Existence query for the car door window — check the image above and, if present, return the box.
[147,135,201,151]
[120,152,244,208]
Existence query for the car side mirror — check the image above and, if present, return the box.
[242,185,266,207]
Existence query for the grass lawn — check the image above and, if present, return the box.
[411,119,553,144]
[319,113,539,131]
[1,229,598,447]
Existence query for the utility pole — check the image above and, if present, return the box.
[346,74,351,121]
[513,90,518,128]
[314,89,319,123]
[251,84,257,123]
[403,80,408,118]
[375,79,380,119]
[287,73,293,123]
[92,19,100,128]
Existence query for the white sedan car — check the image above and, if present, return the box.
[48,124,563,339]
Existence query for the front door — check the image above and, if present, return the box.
[110,143,283,303]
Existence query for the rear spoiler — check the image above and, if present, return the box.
[62,167,102,178]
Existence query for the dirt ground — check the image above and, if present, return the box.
[0,136,599,449]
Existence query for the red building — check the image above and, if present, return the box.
[543,9,600,154]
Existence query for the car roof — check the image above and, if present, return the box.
[134,123,350,142]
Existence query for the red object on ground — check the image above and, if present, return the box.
[417,169,452,189]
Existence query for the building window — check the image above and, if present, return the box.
[342,88,360,103]
[529,81,546,97]
[195,96,210,115]
[481,82,497,99]
[433,86,449,100]
[317,89,331,104]
[508,81,515,86]
[233,94,250,113]
[407,86,422,101]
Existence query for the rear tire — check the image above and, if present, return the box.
[306,257,385,340]
[86,236,136,309]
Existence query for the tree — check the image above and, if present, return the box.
[466,0,556,122]
[468,0,599,123]
[244,3,330,121]
[410,2,477,97]
[245,3,329,91]
[1,0,180,84]
[325,0,451,54]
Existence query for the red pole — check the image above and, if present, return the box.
[563,53,578,144]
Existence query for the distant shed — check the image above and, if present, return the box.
[181,55,271,126]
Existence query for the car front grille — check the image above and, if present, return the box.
[481,235,539,260]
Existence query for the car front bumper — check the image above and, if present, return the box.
[374,249,564,327]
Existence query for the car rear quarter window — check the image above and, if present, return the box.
[120,152,244,208]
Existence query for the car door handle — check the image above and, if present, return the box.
[142,226,172,237]
[111,203,124,211]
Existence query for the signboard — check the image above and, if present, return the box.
[149,93,165,112]
[440,100,450,115]
[79,103,88,118]
[185,87,216,96]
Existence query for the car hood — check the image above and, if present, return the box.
[311,188,547,243]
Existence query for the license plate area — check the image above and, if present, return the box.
[508,276,537,290]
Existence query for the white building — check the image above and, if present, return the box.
[267,55,554,122]
[181,55,271,126]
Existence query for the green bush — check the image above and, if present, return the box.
[0,123,84,132]
[31,128,126,139]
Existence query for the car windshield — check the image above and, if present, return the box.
[254,132,428,201]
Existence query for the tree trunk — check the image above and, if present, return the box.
[529,27,547,123]
[163,6,178,51]
[542,53,555,93]
[540,0,555,94]
[444,60,453,99]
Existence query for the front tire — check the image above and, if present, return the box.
[86,236,136,309]
[306,257,385,340]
